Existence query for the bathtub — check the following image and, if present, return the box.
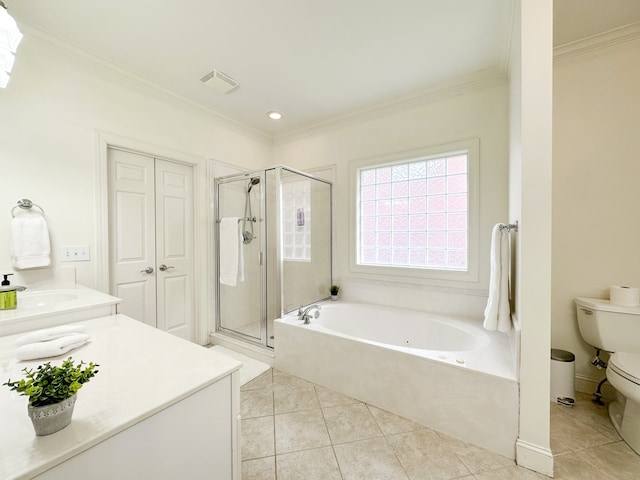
[274,301,519,458]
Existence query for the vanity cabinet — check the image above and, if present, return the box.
[0,315,241,480]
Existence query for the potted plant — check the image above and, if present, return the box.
[4,357,99,436]
[330,284,340,301]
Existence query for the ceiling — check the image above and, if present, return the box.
[7,1,640,138]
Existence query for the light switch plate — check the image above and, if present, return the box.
[60,245,90,262]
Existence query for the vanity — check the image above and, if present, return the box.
[0,288,242,480]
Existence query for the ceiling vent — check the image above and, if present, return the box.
[200,69,239,94]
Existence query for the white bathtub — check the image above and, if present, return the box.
[274,301,519,458]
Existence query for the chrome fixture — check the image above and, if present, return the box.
[0,1,23,88]
[140,267,154,274]
[297,304,321,324]
[499,221,518,232]
[159,264,174,272]
[11,198,45,218]
[242,177,260,244]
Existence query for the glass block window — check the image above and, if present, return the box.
[283,179,311,261]
[358,153,468,271]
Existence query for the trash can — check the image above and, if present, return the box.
[550,348,575,406]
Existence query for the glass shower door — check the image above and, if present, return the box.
[216,173,265,345]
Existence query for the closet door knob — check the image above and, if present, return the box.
[140,267,154,274]
[159,264,174,272]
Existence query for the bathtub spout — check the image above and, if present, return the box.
[298,304,321,324]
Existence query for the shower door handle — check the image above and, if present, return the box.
[140,267,154,274]
[159,264,175,272]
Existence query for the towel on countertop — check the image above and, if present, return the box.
[10,211,51,270]
[14,324,87,347]
[219,217,244,287]
[483,224,513,333]
[15,333,91,361]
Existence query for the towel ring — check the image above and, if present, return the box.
[11,198,45,218]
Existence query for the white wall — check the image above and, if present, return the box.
[273,77,509,318]
[552,34,640,391]
[0,34,271,291]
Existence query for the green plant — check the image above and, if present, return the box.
[4,357,99,407]
[330,284,340,296]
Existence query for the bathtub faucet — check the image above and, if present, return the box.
[298,304,321,324]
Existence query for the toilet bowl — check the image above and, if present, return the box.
[575,297,640,454]
[607,352,640,453]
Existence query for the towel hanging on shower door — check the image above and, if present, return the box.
[483,223,512,332]
[219,217,244,286]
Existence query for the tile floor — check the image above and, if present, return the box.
[240,369,640,479]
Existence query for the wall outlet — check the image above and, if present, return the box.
[60,245,90,262]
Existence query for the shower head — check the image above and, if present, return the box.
[247,177,260,193]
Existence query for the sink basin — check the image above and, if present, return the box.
[0,286,120,337]
[18,292,78,309]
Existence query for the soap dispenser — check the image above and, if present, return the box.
[0,274,26,310]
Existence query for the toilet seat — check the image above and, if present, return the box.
[609,352,640,387]
[607,352,640,455]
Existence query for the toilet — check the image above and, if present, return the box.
[575,297,640,454]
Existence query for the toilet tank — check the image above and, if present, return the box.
[575,297,640,354]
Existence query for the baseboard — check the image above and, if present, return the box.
[575,374,616,400]
[516,439,553,477]
[209,332,275,367]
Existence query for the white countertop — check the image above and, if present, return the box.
[0,315,242,480]
[0,286,121,336]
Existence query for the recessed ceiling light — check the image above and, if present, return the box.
[267,111,283,120]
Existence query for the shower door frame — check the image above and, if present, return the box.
[214,165,333,350]
[214,171,268,347]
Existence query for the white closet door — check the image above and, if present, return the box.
[155,159,194,340]
[108,149,157,326]
[108,149,194,340]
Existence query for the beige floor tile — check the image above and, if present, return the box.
[333,437,409,480]
[551,405,615,454]
[323,403,384,444]
[276,446,342,480]
[241,369,273,391]
[387,428,471,480]
[552,393,620,442]
[273,369,313,388]
[241,388,274,419]
[570,441,640,480]
[553,452,619,480]
[368,404,423,436]
[315,384,361,408]
[241,456,276,480]
[241,416,275,461]
[273,383,320,414]
[435,431,515,474]
[275,408,331,454]
[473,465,550,479]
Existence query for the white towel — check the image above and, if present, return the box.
[14,324,87,347]
[483,224,513,332]
[15,333,91,361]
[219,218,244,287]
[10,211,51,270]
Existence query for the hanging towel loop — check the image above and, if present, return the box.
[11,198,45,218]
[499,221,518,233]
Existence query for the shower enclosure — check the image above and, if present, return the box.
[214,166,332,349]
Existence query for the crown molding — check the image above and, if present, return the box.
[18,24,272,144]
[273,67,507,144]
[554,22,640,62]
